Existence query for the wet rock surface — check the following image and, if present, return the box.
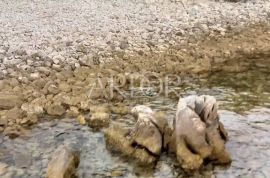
[171,95,230,169]
[46,145,80,178]
[104,105,166,165]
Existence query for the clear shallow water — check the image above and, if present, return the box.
[0,69,269,178]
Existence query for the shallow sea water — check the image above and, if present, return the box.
[0,69,269,178]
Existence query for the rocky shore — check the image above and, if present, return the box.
[0,0,270,136]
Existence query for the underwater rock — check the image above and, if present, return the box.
[171,95,231,169]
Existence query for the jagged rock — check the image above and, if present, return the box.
[171,95,231,170]
[0,93,23,110]
[130,112,162,155]
[46,145,80,178]
[104,124,156,165]
[105,105,169,165]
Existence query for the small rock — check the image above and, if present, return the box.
[21,114,39,126]
[52,55,65,64]
[46,104,66,116]
[77,115,86,125]
[110,169,124,177]
[59,82,71,92]
[66,107,80,117]
[21,103,44,116]
[5,107,25,121]
[48,84,59,95]
[0,93,23,109]
[3,126,20,139]
[29,73,40,80]
[88,112,110,128]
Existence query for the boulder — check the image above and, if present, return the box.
[171,95,231,169]
[47,145,80,178]
[104,124,156,165]
[105,105,169,165]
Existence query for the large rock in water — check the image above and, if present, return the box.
[171,95,231,169]
[46,145,80,178]
[104,105,169,165]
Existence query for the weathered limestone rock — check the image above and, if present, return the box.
[105,105,169,165]
[171,95,231,170]
[130,112,162,155]
[0,93,23,110]
[47,145,80,178]
[104,124,156,165]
